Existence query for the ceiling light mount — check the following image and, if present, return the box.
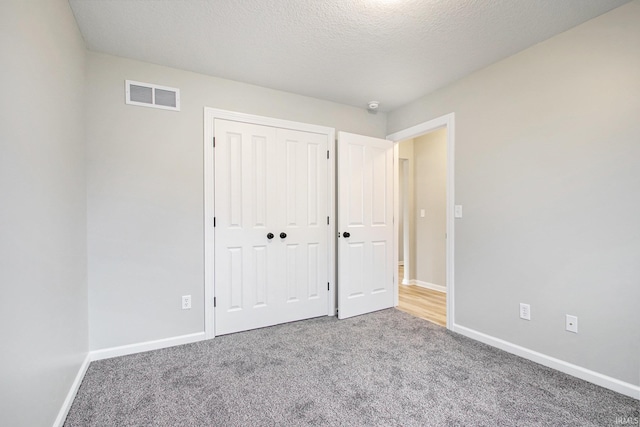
[367,101,380,113]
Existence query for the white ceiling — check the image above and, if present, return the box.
[69,0,629,112]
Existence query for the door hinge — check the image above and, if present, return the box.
[327,216,330,225]
[213,137,216,147]
[327,282,330,291]
[213,297,216,307]
[327,150,329,159]
[213,217,216,227]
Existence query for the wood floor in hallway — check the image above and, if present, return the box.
[396,266,447,327]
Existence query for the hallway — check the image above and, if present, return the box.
[396,266,446,327]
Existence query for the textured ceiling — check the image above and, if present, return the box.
[69,0,629,112]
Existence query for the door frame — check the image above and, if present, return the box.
[203,108,336,339]
[387,112,455,330]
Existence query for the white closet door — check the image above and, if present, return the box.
[214,119,328,335]
[275,128,329,321]
[337,131,394,319]
[214,120,278,335]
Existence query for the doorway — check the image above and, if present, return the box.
[395,130,447,326]
[388,113,455,330]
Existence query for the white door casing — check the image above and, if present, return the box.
[386,112,455,330]
[337,131,395,319]
[213,118,330,335]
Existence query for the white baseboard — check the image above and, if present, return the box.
[56,325,638,427]
[54,332,207,426]
[411,279,447,293]
[53,353,91,427]
[453,323,640,400]
[90,331,206,361]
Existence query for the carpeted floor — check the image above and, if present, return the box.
[65,309,638,426]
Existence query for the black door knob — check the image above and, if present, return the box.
[280,232,287,239]
[343,232,351,238]
[267,233,274,240]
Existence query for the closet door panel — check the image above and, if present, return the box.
[277,128,328,315]
[214,121,328,335]
[214,119,280,335]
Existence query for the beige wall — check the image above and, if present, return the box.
[85,52,387,350]
[0,0,88,425]
[398,160,406,261]
[414,129,447,287]
[388,2,640,385]
[398,139,415,278]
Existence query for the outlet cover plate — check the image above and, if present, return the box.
[182,295,192,310]
[519,303,531,320]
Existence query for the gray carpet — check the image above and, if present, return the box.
[65,309,638,426]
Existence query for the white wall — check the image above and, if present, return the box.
[414,129,447,287]
[85,52,387,350]
[388,2,640,386]
[0,0,88,425]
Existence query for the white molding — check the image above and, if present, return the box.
[90,332,206,361]
[453,324,640,400]
[55,332,207,425]
[386,114,450,142]
[411,279,447,293]
[393,143,400,307]
[388,112,455,330]
[53,353,91,427]
[204,108,334,135]
[327,130,337,316]
[203,108,337,337]
[203,108,215,339]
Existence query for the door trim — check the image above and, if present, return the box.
[204,108,336,339]
[386,112,455,330]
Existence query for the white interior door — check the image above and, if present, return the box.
[337,131,394,319]
[214,119,328,335]
[274,128,329,322]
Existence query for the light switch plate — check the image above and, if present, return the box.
[454,205,463,218]
[566,314,578,333]
[519,303,531,320]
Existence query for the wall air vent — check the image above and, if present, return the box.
[125,80,180,111]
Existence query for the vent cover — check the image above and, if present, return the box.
[125,80,180,111]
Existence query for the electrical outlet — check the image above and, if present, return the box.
[182,295,191,310]
[519,303,531,320]
[566,314,578,333]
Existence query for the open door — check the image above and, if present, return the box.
[337,131,394,319]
